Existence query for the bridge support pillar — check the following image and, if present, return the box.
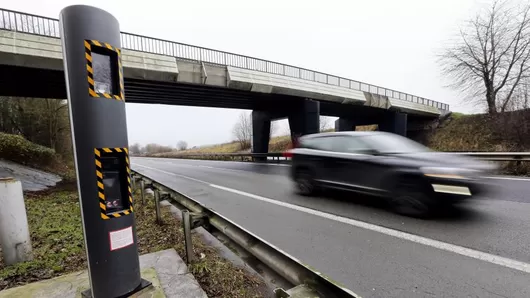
[334,118,356,131]
[288,99,320,143]
[379,112,407,136]
[251,111,271,156]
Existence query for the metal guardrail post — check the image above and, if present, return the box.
[182,209,194,264]
[131,175,137,191]
[154,189,162,225]
[140,180,145,205]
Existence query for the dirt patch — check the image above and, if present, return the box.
[0,188,267,297]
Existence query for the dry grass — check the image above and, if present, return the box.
[183,142,243,154]
[153,135,295,158]
[428,114,502,152]
[269,135,292,152]
[151,127,378,158]
[427,112,530,175]
[0,186,267,297]
[355,124,378,131]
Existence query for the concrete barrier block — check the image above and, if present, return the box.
[0,178,32,266]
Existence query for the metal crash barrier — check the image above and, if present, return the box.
[140,152,530,163]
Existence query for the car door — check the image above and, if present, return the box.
[327,136,381,195]
[296,136,335,182]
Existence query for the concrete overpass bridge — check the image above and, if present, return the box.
[0,8,449,153]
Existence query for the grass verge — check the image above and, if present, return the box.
[0,186,266,297]
[0,185,84,290]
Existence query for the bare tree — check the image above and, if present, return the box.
[233,112,279,150]
[129,143,141,155]
[505,76,530,110]
[440,0,530,114]
[233,112,252,150]
[177,140,188,151]
[44,99,69,151]
[0,97,70,155]
[144,143,173,154]
[319,116,331,132]
[270,121,277,137]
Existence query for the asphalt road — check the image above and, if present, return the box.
[132,157,530,298]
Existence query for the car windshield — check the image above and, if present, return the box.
[361,133,431,154]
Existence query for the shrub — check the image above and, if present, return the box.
[269,135,291,152]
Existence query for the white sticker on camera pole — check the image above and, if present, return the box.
[109,226,134,251]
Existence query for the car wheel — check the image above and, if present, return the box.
[390,177,434,218]
[295,169,317,196]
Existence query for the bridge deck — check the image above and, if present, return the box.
[0,8,448,116]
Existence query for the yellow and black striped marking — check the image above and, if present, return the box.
[95,147,133,220]
[85,40,124,101]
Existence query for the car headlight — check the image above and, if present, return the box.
[420,167,476,180]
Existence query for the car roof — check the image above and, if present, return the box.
[300,131,385,139]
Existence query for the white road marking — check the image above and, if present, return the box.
[150,162,253,174]
[133,163,530,275]
[197,165,245,173]
[191,159,291,167]
[135,165,207,184]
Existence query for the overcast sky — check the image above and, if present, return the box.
[7,0,486,147]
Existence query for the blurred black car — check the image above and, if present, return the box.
[288,131,496,217]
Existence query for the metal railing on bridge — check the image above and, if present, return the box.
[0,8,450,111]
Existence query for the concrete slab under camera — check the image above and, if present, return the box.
[0,249,207,298]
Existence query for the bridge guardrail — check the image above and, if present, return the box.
[132,170,360,298]
[141,152,530,162]
[0,8,449,111]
